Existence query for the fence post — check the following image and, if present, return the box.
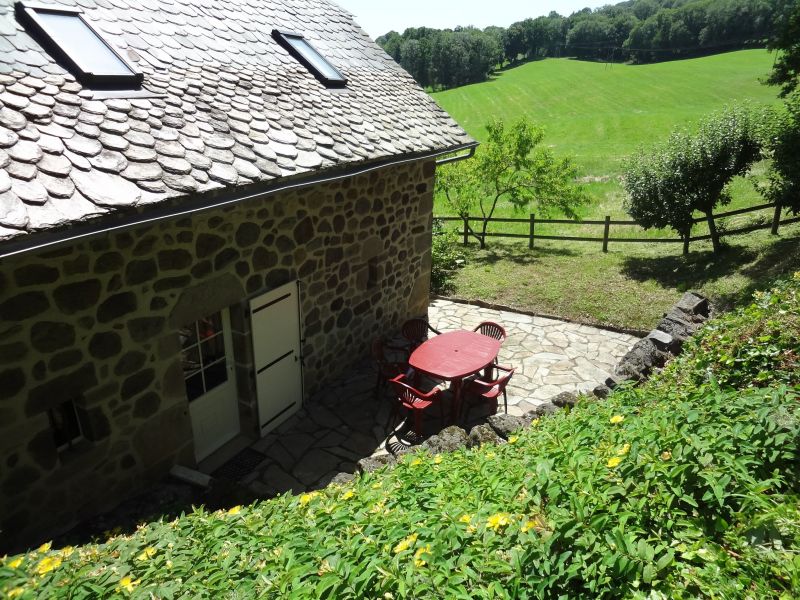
[602,215,611,253]
[771,204,782,235]
[462,214,469,246]
[529,213,535,250]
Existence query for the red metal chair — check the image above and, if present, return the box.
[401,318,441,352]
[370,338,409,401]
[473,321,506,343]
[388,374,444,439]
[461,365,514,422]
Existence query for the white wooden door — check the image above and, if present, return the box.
[184,309,239,461]
[250,281,303,436]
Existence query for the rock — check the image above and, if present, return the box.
[524,401,560,419]
[675,291,710,318]
[420,425,468,453]
[467,424,505,448]
[592,384,612,399]
[604,374,627,390]
[329,472,355,485]
[656,313,698,342]
[551,391,578,409]
[356,454,395,474]
[646,329,680,354]
[486,414,526,439]
[615,338,667,381]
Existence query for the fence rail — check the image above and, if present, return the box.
[436,202,798,252]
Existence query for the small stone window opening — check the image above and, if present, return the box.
[367,258,379,289]
[179,312,229,402]
[48,399,84,452]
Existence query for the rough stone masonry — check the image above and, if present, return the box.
[0,158,436,551]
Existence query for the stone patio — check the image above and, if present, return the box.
[231,299,639,497]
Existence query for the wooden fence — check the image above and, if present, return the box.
[436,202,800,253]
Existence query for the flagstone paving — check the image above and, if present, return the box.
[235,300,640,498]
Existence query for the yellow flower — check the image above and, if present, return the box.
[486,452,496,459]
[410,458,422,466]
[8,557,23,569]
[8,588,24,598]
[299,492,319,506]
[318,559,333,575]
[610,415,625,424]
[393,533,418,554]
[166,560,173,569]
[136,547,156,561]
[458,514,472,524]
[661,451,672,461]
[60,546,74,558]
[35,555,62,575]
[227,505,242,515]
[508,435,519,444]
[530,419,540,426]
[118,576,140,594]
[618,443,631,455]
[486,513,511,531]
[371,482,382,489]
[341,490,355,500]
[413,544,431,567]
[433,455,443,464]
[37,542,51,553]
[607,456,623,468]
[521,520,537,533]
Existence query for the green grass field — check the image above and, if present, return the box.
[429,50,800,330]
[433,50,779,177]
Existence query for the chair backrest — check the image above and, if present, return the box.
[389,374,432,406]
[474,321,506,343]
[402,318,430,346]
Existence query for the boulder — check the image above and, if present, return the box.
[675,291,710,318]
[646,329,681,355]
[487,414,526,439]
[524,401,559,420]
[592,384,611,399]
[420,425,468,453]
[329,472,355,486]
[467,424,505,448]
[356,454,396,474]
[614,338,668,381]
[551,391,578,409]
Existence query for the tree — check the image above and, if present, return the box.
[437,118,588,249]
[761,90,800,216]
[624,105,762,254]
[766,0,800,96]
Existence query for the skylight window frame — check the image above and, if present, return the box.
[15,1,143,89]
[272,29,347,88]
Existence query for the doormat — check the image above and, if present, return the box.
[212,448,266,482]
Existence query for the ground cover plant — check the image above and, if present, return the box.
[2,275,799,598]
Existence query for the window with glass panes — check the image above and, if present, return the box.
[180,312,229,402]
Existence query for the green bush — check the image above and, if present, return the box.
[431,218,466,294]
[656,272,800,391]
[2,278,799,599]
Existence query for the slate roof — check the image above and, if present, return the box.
[0,0,473,244]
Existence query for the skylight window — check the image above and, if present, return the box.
[272,30,347,87]
[15,2,142,88]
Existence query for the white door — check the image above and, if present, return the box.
[250,281,303,436]
[182,309,239,461]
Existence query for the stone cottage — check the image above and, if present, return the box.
[0,0,474,550]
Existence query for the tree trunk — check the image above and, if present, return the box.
[479,217,489,249]
[705,211,721,254]
[682,230,690,255]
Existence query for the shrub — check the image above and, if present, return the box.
[430,218,466,294]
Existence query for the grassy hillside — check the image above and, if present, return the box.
[432,50,779,178]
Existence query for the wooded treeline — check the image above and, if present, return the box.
[376,0,794,90]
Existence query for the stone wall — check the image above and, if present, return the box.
[0,158,436,551]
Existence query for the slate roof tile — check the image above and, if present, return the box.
[0,0,472,242]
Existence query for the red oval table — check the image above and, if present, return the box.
[409,330,502,421]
